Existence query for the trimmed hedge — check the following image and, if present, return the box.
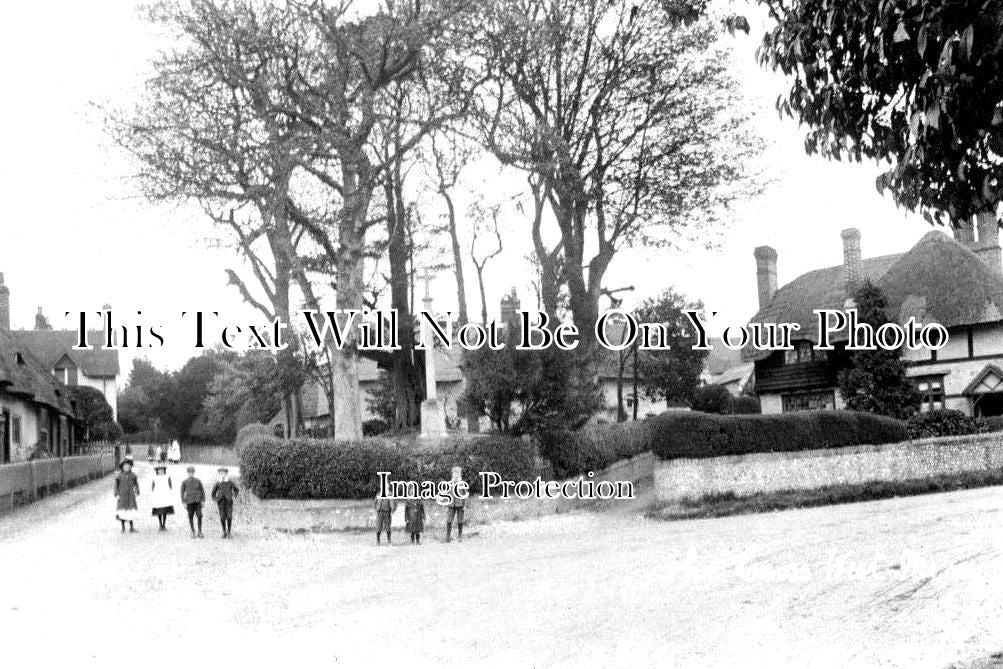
[648,410,907,460]
[907,409,982,439]
[542,409,908,477]
[239,434,536,500]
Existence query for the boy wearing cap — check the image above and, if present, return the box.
[180,465,206,539]
[211,467,239,538]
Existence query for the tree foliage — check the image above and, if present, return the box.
[633,289,708,406]
[837,281,922,419]
[758,0,1003,222]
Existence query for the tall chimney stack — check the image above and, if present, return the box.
[753,246,778,309]
[975,211,1001,274]
[841,228,862,293]
[0,273,9,331]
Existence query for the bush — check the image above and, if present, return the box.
[691,384,734,414]
[732,395,761,414]
[981,415,1003,433]
[907,409,982,439]
[239,434,536,499]
[648,410,907,460]
[362,419,391,437]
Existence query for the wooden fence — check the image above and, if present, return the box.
[0,451,119,513]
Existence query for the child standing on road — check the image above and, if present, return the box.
[211,468,239,538]
[149,464,176,531]
[114,459,140,533]
[374,489,397,545]
[404,496,425,545]
[445,466,466,543]
[180,466,206,539]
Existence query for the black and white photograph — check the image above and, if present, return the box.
[0,0,1001,666]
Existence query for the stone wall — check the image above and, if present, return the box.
[654,432,1003,503]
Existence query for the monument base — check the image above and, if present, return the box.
[419,399,447,438]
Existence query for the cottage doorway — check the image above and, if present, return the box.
[965,365,1003,417]
[0,410,9,464]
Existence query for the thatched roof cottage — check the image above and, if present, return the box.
[745,212,1003,416]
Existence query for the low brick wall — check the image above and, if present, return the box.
[256,452,656,531]
[654,432,1003,503]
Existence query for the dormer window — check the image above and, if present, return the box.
[783,342,828,365]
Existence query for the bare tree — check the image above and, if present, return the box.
[468,200,505,325]
[474,0,764,345]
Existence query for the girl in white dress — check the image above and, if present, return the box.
[150,464,176,531]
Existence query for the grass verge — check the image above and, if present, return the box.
[646,468,1003,521]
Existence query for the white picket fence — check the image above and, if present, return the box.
[0,452,119,513]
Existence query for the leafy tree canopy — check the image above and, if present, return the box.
[758,0,1003,222]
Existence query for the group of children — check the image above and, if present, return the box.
[374,466,466,546]
[113,459,239,538]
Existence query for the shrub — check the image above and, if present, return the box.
[362,419,390,437]
[648,410,907,461]
[239,434,536,499]
[981,415,1003,434]
[732,395,761,414]
[691,384,734,414]
[907,409,982,439]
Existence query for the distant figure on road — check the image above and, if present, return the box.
[445,466,466,543]
[180,466,206,539]
[150,464,176,531]
[147,444,154,462]
[211,468,239,539]
[168,440,181,464]
[405,496,425,545]
[155,444,164,464]
[374,489,397,545]
[114,459,140,533]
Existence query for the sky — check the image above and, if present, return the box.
[0,0,937,379]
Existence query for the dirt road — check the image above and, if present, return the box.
[1,462,1001,668]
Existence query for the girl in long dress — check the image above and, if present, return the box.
[150,464,176,530]
[114,459,140,533]
[167,440,181,464]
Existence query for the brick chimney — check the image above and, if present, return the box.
[0,273,8,331]
[841,228,862,292]
[975,211,1001,274]
[500,287,520,325]
[753,246,778,308]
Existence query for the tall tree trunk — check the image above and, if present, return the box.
[385,173,421,431]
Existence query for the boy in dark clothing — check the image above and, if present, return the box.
[211,467,239,538]
[374,491,397,545]
[180,465,206,539]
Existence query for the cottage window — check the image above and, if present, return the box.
[781,390,835,412]
[784,342,827,365]
[11,416,20,445]
[915,376,945,413]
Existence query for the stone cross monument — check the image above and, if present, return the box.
[420,268,447,438]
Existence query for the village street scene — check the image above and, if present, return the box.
[1,0,1001,666]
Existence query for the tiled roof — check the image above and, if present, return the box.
[11,329,120,378]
